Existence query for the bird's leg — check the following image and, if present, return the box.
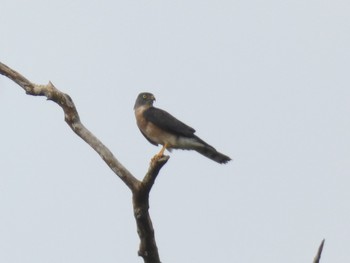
[152,143,168,162]
[157,143,168,157]
[151,143,170,163]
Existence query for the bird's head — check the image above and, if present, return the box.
[134,92,156,109]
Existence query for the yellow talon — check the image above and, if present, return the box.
[151,144,168,164]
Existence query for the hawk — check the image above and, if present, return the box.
[134,92,231,164]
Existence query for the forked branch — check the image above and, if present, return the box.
[0,61,166,263]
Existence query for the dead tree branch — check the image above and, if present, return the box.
[132,156,169,262]
[0,61,166,263]
[313,239,325,263]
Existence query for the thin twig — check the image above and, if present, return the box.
[313,239,325,263]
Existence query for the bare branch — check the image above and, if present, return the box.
[132,192,161,263]
[0,62,35,91]
[131,156,169,263]
[0,61,138,191]
[313,239,325,263]
[0,61,167,262]
[142,156,170,194]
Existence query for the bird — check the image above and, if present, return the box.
[133,92,231,164]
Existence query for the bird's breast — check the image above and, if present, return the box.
[135,107,178,146]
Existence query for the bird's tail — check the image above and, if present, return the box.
[193,136,231,164]
[194,146,231,164]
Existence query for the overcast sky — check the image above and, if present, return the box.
[1,0,350,262]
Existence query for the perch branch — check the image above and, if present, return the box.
[313,239,325,263]
[142,156,170,193]
[0,61,166,263]
[132,156,169,263]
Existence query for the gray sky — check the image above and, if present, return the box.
[1,0,350,262]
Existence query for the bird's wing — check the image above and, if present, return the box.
[143,107,196,137]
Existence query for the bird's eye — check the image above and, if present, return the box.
[143,94,147,99]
